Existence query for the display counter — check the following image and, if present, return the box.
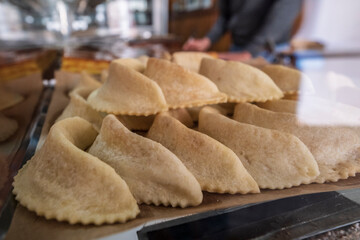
[1,47,360,240]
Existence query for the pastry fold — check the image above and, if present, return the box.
[260,64,314,94]
[57,86,104,131]
[234,103,360,183]
[199,58,283,103]
[13,117,139,225]
[144,58,227,109]
[148,113,259,194]
[88,61,168,116]
[172,51,214,73]
[199,107,319,189]
[88,115,203,208]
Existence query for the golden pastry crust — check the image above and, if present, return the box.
[13,117,139,225]
[187,103,234,122]
[199,107,319,189]
[167,108,194,128]
[76,72,102,89]
[260,64,314,94]
[87,61,168,116]
[148,113,259,194]
[57,86,104,131]
[116,115,155,131]
[233,103,360,183]
[100,69,108,83]
[199,58,283,103]
[137,55,149,66]
[256,99,298,114]
[113,58,146,73]
[172,51,214,73]
[88,115,203,208]
[144,58,227,109]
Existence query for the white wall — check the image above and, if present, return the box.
[295,0,360,50]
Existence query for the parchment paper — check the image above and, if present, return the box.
[5,71,360,240]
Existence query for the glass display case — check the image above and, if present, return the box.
[2,1,360,240]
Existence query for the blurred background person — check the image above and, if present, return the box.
[183,0,303,58]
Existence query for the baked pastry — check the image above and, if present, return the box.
[57,86,104,131]
[172,51,214,72]
[260,64,314,94]
[76,72,102,89]
[167,108,194,128]
[88,115,203,207]
[13,117,139,225]
[234,103,360,183]
[87,61,168,116]
[144,58,227,109]
[187,103,234,122]
[137,55,149,66]
[256,99,298,114]
[199,58,283,103]
[199,107,319,189]
[148,113,260,194]
[113,58,146,73]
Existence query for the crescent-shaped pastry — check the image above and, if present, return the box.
[57,86,104,131]
[233,103,360,183]
[198,107,319,189]
[87,61,168,116]
[13,117,139,225]
[260,64,315,94]
[0,113,18,142]
[88,115,203,207]
[172,51,214,73]
[144,58,227,109]
[147,113,259,194]
[199,58,283,103]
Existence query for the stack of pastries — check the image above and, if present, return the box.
[12,52,360,225]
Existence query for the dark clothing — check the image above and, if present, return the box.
[207,0,302,56]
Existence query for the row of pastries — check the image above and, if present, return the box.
[12,52,360,225]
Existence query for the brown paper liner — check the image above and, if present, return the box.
[6,177,360,240]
